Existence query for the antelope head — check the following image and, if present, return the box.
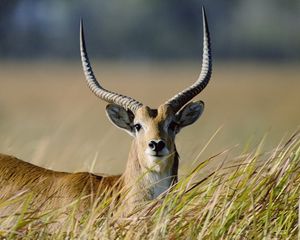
[80,7,212,199]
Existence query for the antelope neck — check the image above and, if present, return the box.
[122,140,178,202]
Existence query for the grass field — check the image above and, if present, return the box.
[0,61,298,174]
[0,61,299,238]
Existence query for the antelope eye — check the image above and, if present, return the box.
[134,123,142,132]
[169,121,178,131]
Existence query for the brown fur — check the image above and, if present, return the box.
[112,105,180,211]
[0,153,121,212]
[0,103,200,215]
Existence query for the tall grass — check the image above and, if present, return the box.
[0,131,299,239]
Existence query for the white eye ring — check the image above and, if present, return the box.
[134,123,142,132]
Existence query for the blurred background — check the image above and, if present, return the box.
[0,0,299,174]
[1,0,300,60]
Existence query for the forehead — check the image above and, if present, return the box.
[135,104,174,123]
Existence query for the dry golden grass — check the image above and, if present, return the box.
[0,131,299,239]
[0,61,299,175]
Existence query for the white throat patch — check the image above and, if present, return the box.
[146,168,173,199]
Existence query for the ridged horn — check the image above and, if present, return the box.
[165,6,212,113]
[80,19,143,113]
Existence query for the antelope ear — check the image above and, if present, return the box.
[106,104,135,136]
[176,101,204,129]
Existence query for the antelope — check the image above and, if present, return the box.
[0,7,212,213]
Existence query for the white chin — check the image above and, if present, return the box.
[147,155,168,171]
[148,155,168,162]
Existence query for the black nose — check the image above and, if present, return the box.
[148,140,166,152]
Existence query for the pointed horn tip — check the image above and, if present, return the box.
[80,18,85,49]
[201,6,206,15]
[201,6,208,23]
[80,18,84,32]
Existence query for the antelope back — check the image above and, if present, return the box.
[0,153,121,210]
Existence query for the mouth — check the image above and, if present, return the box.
[145,149,170,159]
[149,153,167,158]
[148,154,168,163]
